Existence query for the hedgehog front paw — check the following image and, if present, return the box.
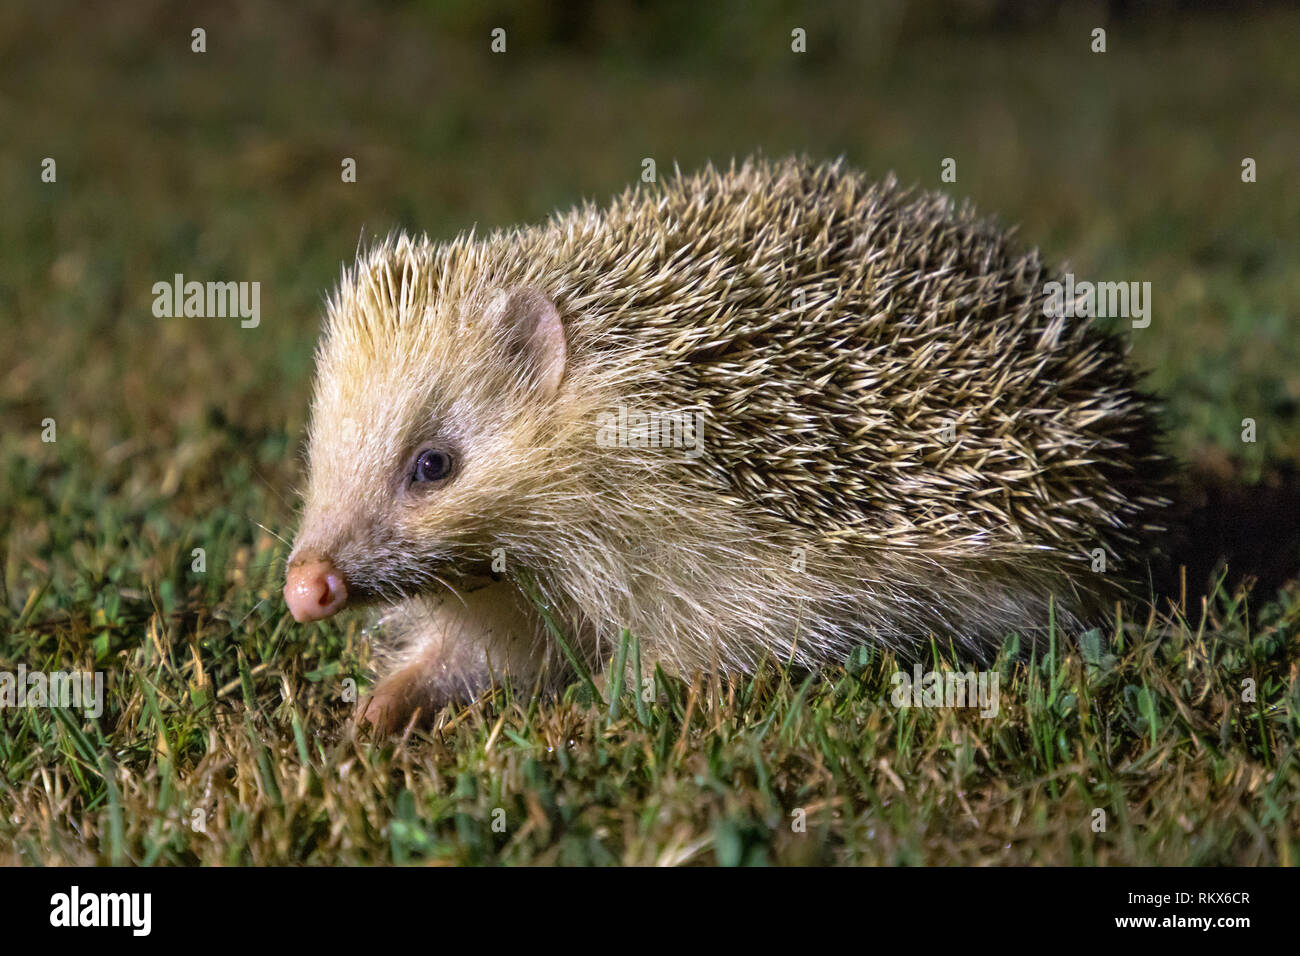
[357,579,547,735]
[357,663,445,736]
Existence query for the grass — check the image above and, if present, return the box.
[2,565,1297,865]
[1,2,1298,864]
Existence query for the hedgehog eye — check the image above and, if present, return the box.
[411,448,454,484]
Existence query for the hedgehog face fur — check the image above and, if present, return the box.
[284,156,1167,734]
[289,277,572,605]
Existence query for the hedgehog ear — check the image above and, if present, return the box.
[482,286,567,398]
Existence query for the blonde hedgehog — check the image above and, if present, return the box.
[283,156,1166,733]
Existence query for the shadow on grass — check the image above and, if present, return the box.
[1155,459,1300,607]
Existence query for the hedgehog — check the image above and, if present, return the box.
[283,156,1166,734]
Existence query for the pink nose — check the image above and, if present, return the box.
[284,559,349,622]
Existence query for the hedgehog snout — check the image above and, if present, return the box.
[284,557,349,622]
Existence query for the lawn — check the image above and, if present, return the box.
[1,1,1297,864]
